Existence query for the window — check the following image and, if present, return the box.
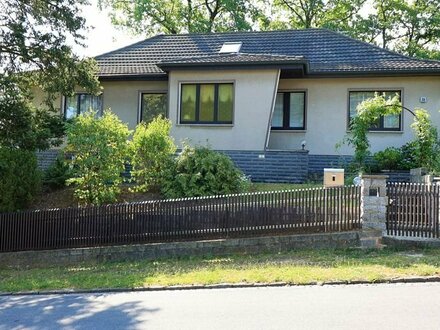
[140,93,167,123]
[64,93,103,119]
[271,91,306,130]
[180,83,233,124]
[349,90,401,131]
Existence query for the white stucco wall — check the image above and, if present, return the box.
[269,76,440,155]
[168,69,280,150]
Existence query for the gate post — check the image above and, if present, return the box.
[360,174,388,248]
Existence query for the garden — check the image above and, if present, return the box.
[0,111,311,213]
[1,92,440,213]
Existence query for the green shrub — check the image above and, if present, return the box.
[399,141,420,170]
[43,154,72,190]
[0,147,41,212]
[373,147,403,171]
[65,110,131,205]
[130,116,176,192]
[161,145,249,198]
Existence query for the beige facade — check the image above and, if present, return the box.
[34,73,440,156]
[100,81,168,129]
[168,69,279,150]
[270,76,440,155]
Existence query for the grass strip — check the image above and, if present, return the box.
[1,248,440,293]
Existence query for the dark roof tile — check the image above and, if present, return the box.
[95,29,440,77]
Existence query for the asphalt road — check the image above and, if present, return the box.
[1,283,440,330]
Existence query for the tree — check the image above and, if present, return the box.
[353,0,440,59]
[99,0,263,34]
[267,0,365,31]
[0,0,101,151]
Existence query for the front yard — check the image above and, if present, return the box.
[1,247,439,293]
[29,182,321,210]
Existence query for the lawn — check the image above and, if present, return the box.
[249,182,322,192]
[1,248,439,293]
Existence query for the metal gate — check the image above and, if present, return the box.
[386,182,440,238]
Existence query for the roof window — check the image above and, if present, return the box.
[219,42,242,54]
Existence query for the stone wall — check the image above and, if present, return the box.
[0,231,360,268]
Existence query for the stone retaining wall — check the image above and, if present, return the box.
[0,231,360,268]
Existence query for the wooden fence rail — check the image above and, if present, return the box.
[0,186,361,252]
[387,182,440,238]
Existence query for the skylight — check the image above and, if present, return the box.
[219,42,242,54]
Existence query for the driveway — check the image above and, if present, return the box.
[1,283,440,329]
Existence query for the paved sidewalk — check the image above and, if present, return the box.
[1,283,440,329]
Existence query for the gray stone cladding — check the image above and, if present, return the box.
[308,154,353,175]
[36,149,411,183]
[221,150,309,183]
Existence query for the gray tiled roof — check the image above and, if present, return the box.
[95,29,440,78]
[159,53,305,65]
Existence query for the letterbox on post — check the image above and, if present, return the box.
[323,168,344,187]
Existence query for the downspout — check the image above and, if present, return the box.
[264,69,281,151]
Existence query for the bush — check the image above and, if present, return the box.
[0,147,41,212]
[161,145,249,198]
[373,147,403,171]
[43,154,72,190]
[399,141,420,170]
[130,116,176,192]
[65,110,131,205]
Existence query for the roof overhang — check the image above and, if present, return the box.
[98,74,168,81]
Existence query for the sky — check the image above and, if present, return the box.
[75,0,144,57]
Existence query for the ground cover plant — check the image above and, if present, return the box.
[1,248,439,293]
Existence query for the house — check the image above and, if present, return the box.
[36,29,440,182]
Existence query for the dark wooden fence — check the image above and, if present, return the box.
[387,182,440,238]
[0,186,361,252]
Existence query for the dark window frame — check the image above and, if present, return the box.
[271,91,306,130]
[348,90,402,132]
[179,83,234,124]
[63,93,103,119]
[139,92,168,123]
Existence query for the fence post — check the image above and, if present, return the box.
[360,174,388,248]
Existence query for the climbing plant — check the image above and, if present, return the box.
[338,93,401,172]
[410,108,440,172]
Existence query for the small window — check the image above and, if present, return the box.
[140,93,167,123]
[64,93,103,119]
[271,91,306,130]
[349,90,401,131]
[180,83,233,124]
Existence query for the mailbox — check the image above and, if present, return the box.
[323,168,344,187]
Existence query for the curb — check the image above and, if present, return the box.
[1,276,440,297]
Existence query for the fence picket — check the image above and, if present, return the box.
[0,186,363,252]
